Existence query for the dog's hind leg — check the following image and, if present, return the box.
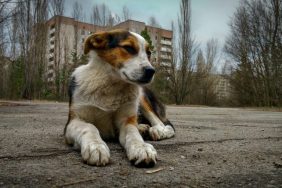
[140,92,175,141]
[65,119,110,166]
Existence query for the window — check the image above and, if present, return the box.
[48,65,54,70]
[48,72,53,78]
[50,33,55,38]
[49,48,54,53]
[50,24,55,29]
[49,57,54,62]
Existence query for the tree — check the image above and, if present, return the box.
[50,0,65,98]
[166,0,196,104]
[141,27,154,51]
[192,39,219,105]
[121,5,131,21]
[148,16,161,28]
[90,3,117,27]
[72,1,83,57]
[225,0,282,106]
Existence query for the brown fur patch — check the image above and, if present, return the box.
[126,115,137,125]
[141,96,153,112]
[84,29,140,68]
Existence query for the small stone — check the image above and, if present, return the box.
[47,177,52,181]
[169,167,174,171]
[269,180,275,184]
[198,148,203,152]
[180,155,186,159]
[223,159,227,163]
[216,179,222,184]
[121,176,126,180]
[0,182,4,185]
[266,185,275,188]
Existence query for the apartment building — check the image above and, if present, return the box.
[215,75,231,101]
[45,15,173,83]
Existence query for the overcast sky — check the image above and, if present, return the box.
[65,0,241,52]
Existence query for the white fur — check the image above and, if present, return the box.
[65,119,110,166]
[142,110,175,141]
[119,123,157,165]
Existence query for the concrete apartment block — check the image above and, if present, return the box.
[45,16,173,84]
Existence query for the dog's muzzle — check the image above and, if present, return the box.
[138,66,155,84]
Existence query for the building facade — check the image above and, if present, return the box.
[215,75,231,101]
[45,15,173,84]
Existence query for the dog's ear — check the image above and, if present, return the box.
[84,32,109,54]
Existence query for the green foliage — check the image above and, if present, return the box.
[9,58,25,99]
[141,28,154,51]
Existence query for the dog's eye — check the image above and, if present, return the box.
[122,45,137,55]
[146,50,151,59]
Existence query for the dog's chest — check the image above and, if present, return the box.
[74,74,140,111]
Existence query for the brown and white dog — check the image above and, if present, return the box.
[64,29,175,167]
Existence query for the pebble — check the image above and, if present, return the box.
[266,185,275,188]
[47,177,52,181]
[180,155,186,159]
[269,180,275,184]
[169,167,174,171]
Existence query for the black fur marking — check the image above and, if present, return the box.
[163,120,175,131]
[64,76,77,135]
[68,76,76,99]
[107,31,130,48]
[130,159,156,168]
[138,87,175,130]
[143,87,166,119]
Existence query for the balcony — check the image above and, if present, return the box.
[160,61,171,67]
[161,40,172,45]
[47,69,54,75]
[160,54,171,60]
[49,27,55,34]
[160,47,172,52]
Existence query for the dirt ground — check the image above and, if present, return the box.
[0,100,281,188]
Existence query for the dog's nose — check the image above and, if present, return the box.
[143,66,155,78]
[137,66,155,84]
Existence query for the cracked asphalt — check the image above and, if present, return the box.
[0,100,281,187]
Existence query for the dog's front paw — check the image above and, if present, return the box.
[81,142,110,166]
[137,124,150,136]
[149,124,175,141]
[127,142,157,167]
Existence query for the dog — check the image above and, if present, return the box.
[64,29,175,167]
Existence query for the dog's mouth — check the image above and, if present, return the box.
[122,72,152,85]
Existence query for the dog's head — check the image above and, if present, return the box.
[84,29,155,85]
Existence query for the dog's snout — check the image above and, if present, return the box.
[143,66,155,78]
[135,66,155,84]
